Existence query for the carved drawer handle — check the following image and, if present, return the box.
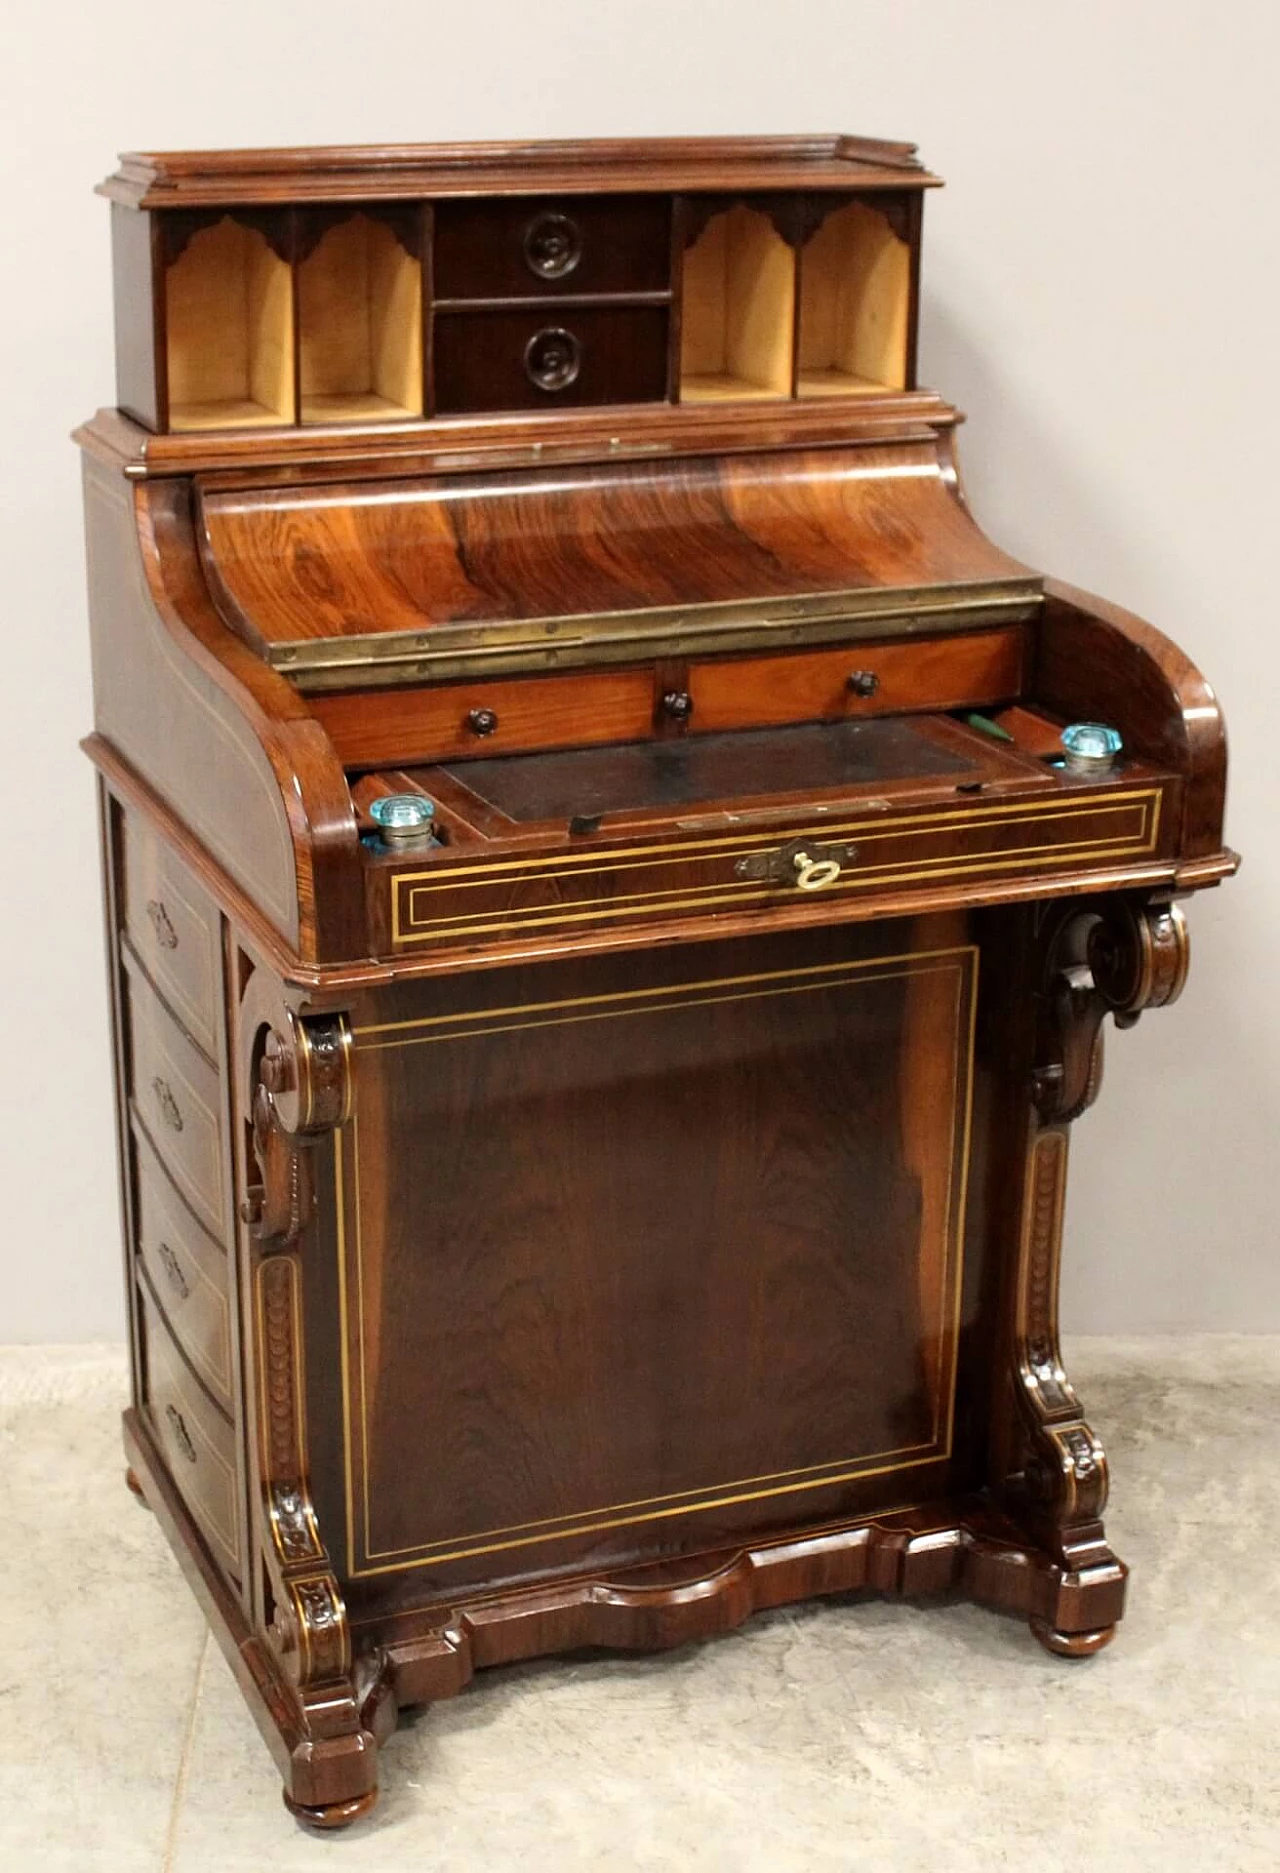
[146,899,179,949]
[152,1076,184,1133]
[523,211,582,281]
[734,838,857,891]
[524,327,582,392]
[157,1241,190,1302]
[165,1402,197,1464]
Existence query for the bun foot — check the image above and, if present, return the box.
[283,1788,379,1831]
[1030,1618,1117,1659]
[125,1466,151,1508]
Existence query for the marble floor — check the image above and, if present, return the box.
[2,1338,1277,1871]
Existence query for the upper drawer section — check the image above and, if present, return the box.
[433,197,672,300]
[433,305,670,415]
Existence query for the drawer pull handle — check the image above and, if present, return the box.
[523,211,583,281]
[158,1241,190,1301]
[734,839,857,891]
[146,899,179,949]
[524,327,582,393]
[152,1076,184,1133]
[847,669,880,698]
[661,690,694,722]
[466,707,499,737]
[165,1402,197,1464]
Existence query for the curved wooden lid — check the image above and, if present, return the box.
[197,441,1036,690]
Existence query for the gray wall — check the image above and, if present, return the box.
[1,0,1273,1339]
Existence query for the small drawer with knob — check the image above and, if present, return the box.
[125,955,227,1242]
[687,628,1028,736]
[433,196,672,299]
[139,1282,240,1581]
[433,304,670,415]
[122,816,221,1058]
[135,1127,233,1412]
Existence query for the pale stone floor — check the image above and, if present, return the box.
[1,1338,1278,1871]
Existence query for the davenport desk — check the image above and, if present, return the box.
[79,136,1236,1827]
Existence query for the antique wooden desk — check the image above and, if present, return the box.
[80,136,1236,1827]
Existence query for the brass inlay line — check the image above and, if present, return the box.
[391,806,1161,948]
[401,797,1155,924]
[397,800,1156,942]
[394,789,1160,893]
[354,945,974,1037]
[361,960,960,1057]
[337,945,976,1577]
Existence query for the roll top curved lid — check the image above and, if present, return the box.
[197,442,1040,691]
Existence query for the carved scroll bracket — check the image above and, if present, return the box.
[237,974,358,1713]
[1011,897,1190,1593]
[1032,898,1189,1124]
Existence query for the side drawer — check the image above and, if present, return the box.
[688,627,1027,734]
[387,784,1168,950]
[122,814,221,1057]
[126,959,227,1241]
[135,1127,233,1413]
[140,1282,241,1582]
[433,195,671,299]
[314,665,659,769]
[433,305,670,414]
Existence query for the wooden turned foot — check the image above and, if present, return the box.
[125,1466,151,1508]
[283,1788,379,1831]
[1030,1618,1117,1659]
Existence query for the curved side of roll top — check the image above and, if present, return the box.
[82,457,360,959]
[1037,579,1229,860]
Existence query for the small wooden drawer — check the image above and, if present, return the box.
[315,665,658,770]
[433,305,669,414]
[689,628,1027,734]
[122,816,221,1058]
[433,196,671,300]
[388,783,1167,951]
[135,1129,233,1413]
[126,961,227,1241]
[141,1283,240,1581]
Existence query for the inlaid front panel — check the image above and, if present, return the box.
[388,779,1166,952]
[334,923,976,1586]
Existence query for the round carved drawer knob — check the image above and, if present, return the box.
[523,212,583,281]
[466,707,499,737]
[661,690,694,721]
[848,670,880,698]
[524,328,582,393]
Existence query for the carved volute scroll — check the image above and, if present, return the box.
[238,976,356,1703]
[1010,896,1189,1653]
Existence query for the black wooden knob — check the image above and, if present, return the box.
[523,212,583,281]
[523,328,582,392]
[661,690,694,721]
[848,669,880,698]
[466,707,499,737]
